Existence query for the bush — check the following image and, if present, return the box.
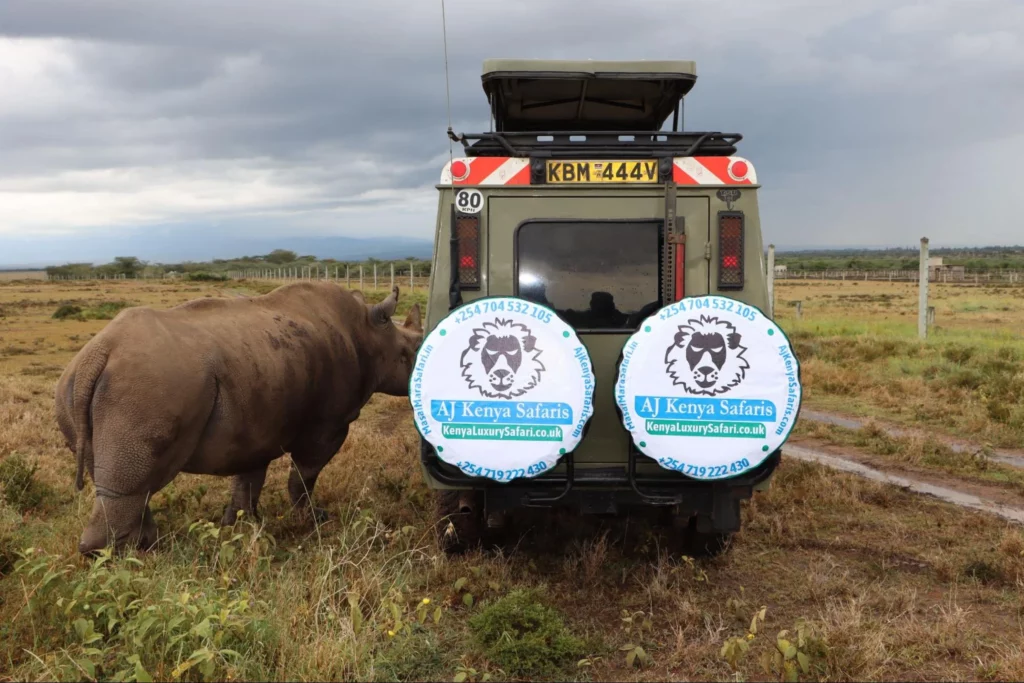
[0,453,49,513]
[52,304,83,320]
[468,589,584,678]
[186,272,230,282]
[86,300,133,319]
[13,547,273,681]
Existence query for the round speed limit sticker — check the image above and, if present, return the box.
[455,189,484,214]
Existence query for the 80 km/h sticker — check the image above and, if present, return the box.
[410,296,595,482]
[454,189,484,214]
[615,295,802,480]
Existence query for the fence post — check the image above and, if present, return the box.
[918,237,929,340]
[374,264,378,290]
[794,301,802,320]
[359,266,364,289]
[927,306,935,327]
[409,262,414,290]
[346,266,351,288]
[766,244,775,319]
[390,263,395,290]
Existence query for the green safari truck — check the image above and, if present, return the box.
[416,59,781,556]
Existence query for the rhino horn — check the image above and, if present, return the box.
[370,286,399,325]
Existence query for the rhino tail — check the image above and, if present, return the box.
[72,346,109,491]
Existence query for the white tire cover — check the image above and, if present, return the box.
[410,296,596,482]
[615,296,801,480]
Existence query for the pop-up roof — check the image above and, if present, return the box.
[481,59,697,132]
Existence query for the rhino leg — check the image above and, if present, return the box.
[221,467,268,526]
[79,493,158,556]
[288,426,349,524]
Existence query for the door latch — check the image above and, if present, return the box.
[704,241,712,261]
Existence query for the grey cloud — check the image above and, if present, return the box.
[0,0,1021,251]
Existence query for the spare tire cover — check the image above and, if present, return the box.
[615,296,801,480]
[411,297,595,482]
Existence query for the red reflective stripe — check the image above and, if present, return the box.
[723,255,739,268]
[672,164,698,184]
[507,163,530,185]
[456,157,508,185]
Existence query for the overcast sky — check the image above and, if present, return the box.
[1,0,1022,262]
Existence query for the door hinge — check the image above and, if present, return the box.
[704,242,712,261]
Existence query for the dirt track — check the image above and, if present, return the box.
[790,410,1024,525]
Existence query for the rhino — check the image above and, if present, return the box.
[54,282,423,555]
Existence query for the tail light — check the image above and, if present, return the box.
[718,211,744,290]
[454,214,481,288]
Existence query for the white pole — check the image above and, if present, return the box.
[409,262,414,290]
[346,266,351,288]
[359,266,364,289]
[766,244,776,319]
[918,237,929,340]
[390,263,395,290]
[374,264,378,290]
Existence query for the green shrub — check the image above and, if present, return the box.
[52,304,83,320]
[186,272,230,282]
[0,453,49,512]
[942,344,975,365]
[468,589,584,678]
[14,547,272,681]
[85,300,132,320]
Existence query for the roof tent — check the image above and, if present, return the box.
[480,59,697,132]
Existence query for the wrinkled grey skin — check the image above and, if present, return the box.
[54,282,423,556]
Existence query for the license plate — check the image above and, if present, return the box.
[545,160,659,184]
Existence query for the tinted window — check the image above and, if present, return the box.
[516,221,662,331]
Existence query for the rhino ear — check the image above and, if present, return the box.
[403,303,422,332]
[350,290,366,305]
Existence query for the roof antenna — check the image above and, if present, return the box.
[440,0,455,182]
[440,0,463,311]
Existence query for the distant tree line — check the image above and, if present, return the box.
[45,250,434,279]
[774,246,1024,272]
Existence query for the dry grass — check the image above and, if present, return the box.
[2,279,1024,681]
[0,271,46,282]
[776,280,1024,447]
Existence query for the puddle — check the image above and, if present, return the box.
[798,410,1024,470]
[784,444,1024,525]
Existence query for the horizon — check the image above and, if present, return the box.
[4,241,1024,272]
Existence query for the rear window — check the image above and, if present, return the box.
[516,220,663,332]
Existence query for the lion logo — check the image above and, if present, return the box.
[664,315,749,396]
[460,318,545,399]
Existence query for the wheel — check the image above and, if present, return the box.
[433,490,487,555]
[680,515,735,558]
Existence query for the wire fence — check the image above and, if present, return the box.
[775,269,1024,284]
[44,263,433,291]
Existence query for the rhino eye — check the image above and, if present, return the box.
[484,350,497,358]
[710,346,724,353]
[507,349,520,356]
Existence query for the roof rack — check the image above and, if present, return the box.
[448,129,742,159]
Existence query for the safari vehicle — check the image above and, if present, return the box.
[420,59,775,555]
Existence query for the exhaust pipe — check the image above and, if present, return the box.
[457,492,476,515]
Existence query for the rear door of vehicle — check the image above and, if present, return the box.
[485,190,710,464]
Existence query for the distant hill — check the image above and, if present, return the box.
[0,231,433,267]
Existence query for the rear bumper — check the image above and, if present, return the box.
[420,438,780,527]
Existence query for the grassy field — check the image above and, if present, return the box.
[2,278,1024,682]
[775,280,1024,448]
[0,271,47,282]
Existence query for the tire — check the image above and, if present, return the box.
[433,490,487,555]
[681,516,735,558]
